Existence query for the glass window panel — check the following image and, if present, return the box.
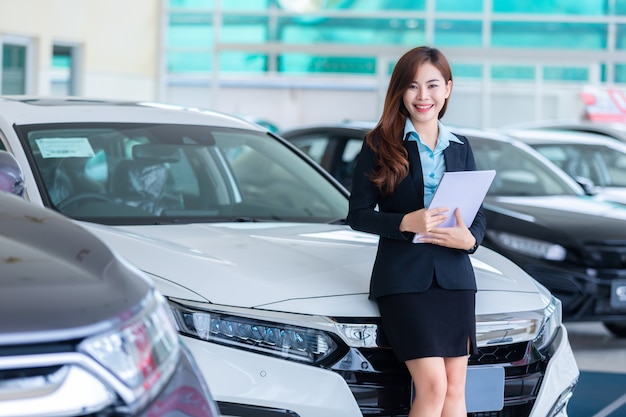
[168,22,213,47]
[616,24,626,49]
[493,0,608,15]
[221,0,270,10]
[167,52,211,73]
[169,0,213,8]
[221,15,269,43]
[279,17,425,45]
[615,64,626,83]
[491,65,535,80]
[453,64,482,79]
[435,20,482,46]
[220,52,268,72]
[168,12,212,50]
[436,0,482,12]
[2,44,26,94]
[51,45,75,96]
[492,22,607,49]
[277,0,424,11]
[543,66,589,81]
[279,53,375,74]
[616,0,626,14]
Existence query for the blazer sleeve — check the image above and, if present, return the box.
[347,141,410,240]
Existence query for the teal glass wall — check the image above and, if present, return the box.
[492,0,608,14]
[436,0,482,12]
[491,22,607,49]
[435,20,482,46]
[165,0,626,82]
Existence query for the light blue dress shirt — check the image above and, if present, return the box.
[403,118,463,207]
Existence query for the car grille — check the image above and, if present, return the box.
[0,343,116,417]
[521,262,626,320]
[330,340,547,417]
[580,243,626,269]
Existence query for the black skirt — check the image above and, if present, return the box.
[376,278,477,362]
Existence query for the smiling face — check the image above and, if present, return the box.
[402,62,452,127]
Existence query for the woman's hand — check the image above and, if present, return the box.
[416,208,476,250]
[400,207,449,235]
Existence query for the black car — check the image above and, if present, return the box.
[0,151,220,417]
[282,123,626,337]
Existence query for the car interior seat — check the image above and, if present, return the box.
[110,144,183,215]
[46,157,105,206]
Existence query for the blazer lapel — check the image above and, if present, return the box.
[443,138,465,172]
[405,140,425,203]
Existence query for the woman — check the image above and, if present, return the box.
[347,46,486,417]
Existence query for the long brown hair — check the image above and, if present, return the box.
[365,46,453,195]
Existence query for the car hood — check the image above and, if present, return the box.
[0,194,149,342]
[486,195,626,241]
[81,222,546,316]
[593,187,626,207]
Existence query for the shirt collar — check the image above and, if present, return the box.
[403,118,463,145]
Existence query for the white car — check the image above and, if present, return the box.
[0,96,578,417]
[503,118,626,144]
[502,128,626,206]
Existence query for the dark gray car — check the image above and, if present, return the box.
[0,151,220,417]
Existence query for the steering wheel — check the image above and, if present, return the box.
[57,193,113,212]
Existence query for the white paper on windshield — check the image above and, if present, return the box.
[413,170,496,243]
[36,138,95,158]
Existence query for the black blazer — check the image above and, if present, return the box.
[347,133,487,299]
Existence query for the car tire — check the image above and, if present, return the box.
[603,321,626,338]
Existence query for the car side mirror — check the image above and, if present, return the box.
[0,151,25,197]
[574,175,595,196]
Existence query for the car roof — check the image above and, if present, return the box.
[503,128,626,151]
[281,123,373,136]
[0,95,266,131]
[502,118,626,141]
[282,122,532,147]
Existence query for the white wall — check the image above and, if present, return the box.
[0,0,160,100]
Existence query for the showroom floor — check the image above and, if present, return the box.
[566,322,626,417]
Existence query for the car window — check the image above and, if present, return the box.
[288,134,337,170]
[338,138,363,191]
[534,144,626,187]
[470,138,579,196]
[18,123,348,225]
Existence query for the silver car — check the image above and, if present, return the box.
[0,151,220,417]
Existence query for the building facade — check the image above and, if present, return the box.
[3,0,626,130]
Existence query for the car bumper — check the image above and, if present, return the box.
[180,334,362,417]
[181,326,578,417]
[497,254,626,322]
[0,343,219,417]
[529,326,579,417]
[138,344,221,417]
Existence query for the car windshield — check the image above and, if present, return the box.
[531,143,626,188]
[470,137,581,197]
[18,123,348,225]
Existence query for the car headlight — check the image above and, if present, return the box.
[79,290,180,410]
[487,230,566,261]
[533,296,562,351]
[476,296,562,350]
[168,300,340,366]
